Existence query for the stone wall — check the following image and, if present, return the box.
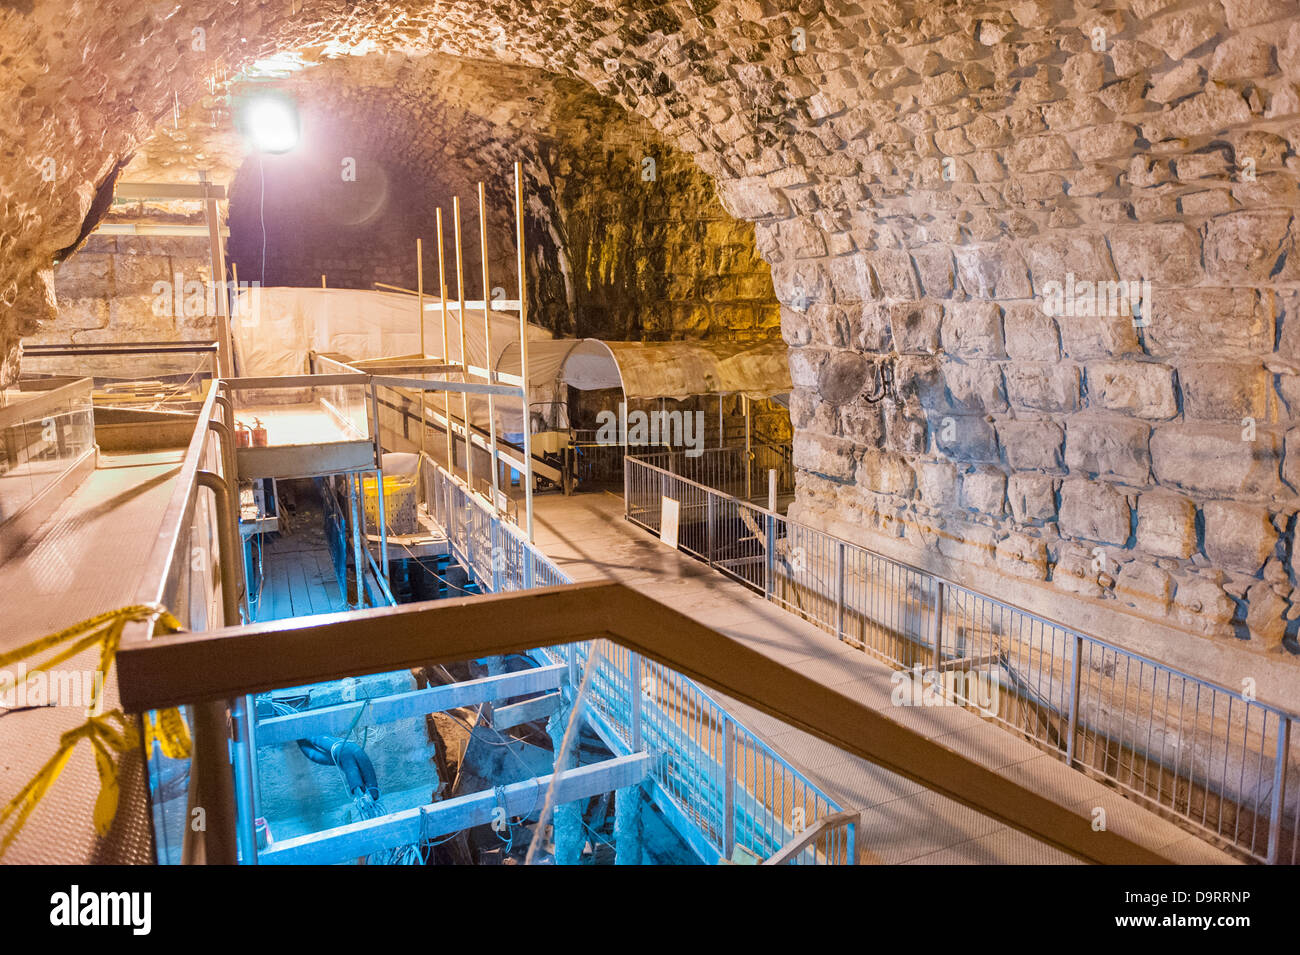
[36,235,219,348]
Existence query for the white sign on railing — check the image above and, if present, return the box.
[659,497,680,550]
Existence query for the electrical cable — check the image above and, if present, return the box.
[259,152,267,287]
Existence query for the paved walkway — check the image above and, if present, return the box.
[531,490,1236,865]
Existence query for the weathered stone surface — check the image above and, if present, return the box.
[1056,311,1142,360]
[940,302,1005,358]
[1173,573,1238,638]
[932,413,999,464]
[1086,361,1179,419]
[1005,363,1081,412]
[855,450,916,497]
[1150,425,1284,498]
[1143,289,1270,358]
[1115,559,1174,615]
[1108,225,1204,286]
[941,359,1007,414]
[1007,472,1057,524]
[1137,492,1198,559]
[995,531,1049,580]
[998,419,1064,471]
[1179,362,1270,419]
[1065,416,1152,483]
[889,302,943,355]
[1203,210,1295,283]
[960,466,1006,516]
[1059,479,1132,545]
[1203,501,1278,574]
[1001,303,1059,361]
[793,432,857,483]
[917,459,959,509]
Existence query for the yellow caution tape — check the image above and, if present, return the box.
[0,604,186,859]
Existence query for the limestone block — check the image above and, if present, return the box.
[1057,311,1141,360]
[889,301,943,354]
[1143,288,1270,357]
[1059,478,1131,545]
[1203,501,1277,574]
[998,418,1064,471]
[995,531,1049,580]
[1007,472,1057,523]
[932,413,1000,464]
[1173,573,1238,638]
[1086,361,1178,419]
[1002,303,1060,361]
[855,450,916,497]
[941,301,1005,358]
[1203,210,1295,283]
[917,458,959,508]
[1151,424,1283,498]
[1005,363,1081,413]
[1179,361,1270,420]
[1115,560,1173,614]
[1108,224,1204,286]
[1065,416,1152,483]
[1136,491,1198,559]
[960,466,1007,516]
[793,432,858,483]
[936,521,996,567]
[1209,34,1276,82]
[941,358,1007,414]
[1052,542,1106,599]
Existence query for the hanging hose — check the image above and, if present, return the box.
[295,736,379,801]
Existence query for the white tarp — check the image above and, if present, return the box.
[230,286,550,377]
[230,286,790,432]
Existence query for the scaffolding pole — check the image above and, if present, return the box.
[453,197,475,496]
[436,209,455,477]
[479,182,502,513]
[417,237,426,456]
[515,162,535,543]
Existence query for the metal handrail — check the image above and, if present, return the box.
[762,809,858,865]
[625,451,1299,864]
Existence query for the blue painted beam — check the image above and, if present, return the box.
[256,664,566,746]
[260,752,654,865]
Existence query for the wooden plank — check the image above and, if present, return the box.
[491,691,561,730]
[116,181,226,200]
[235,441,376,480]
[259,752,653,865]
[255,664,566,745]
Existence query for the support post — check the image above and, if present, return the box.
[1268,717,1291,865]
[436,209,454,477]
[630,653,642,752]
[349,473,365,609]
[723,717,736,862]
[614,784,643,866]
[765,469,777,601]
[546,704,583,865]
[931,579,946,673]
[229,696,258,865]
[706,493,715,568]
[197,470,240,627]
[515,162,535,543]
[835,540,845,641]
[191,700,237,865]
[743,394,752,501]
[200,172,233,379]
[478,182,502,513]
[1065,633,1083,767]
[417,237,426,457]
[370,381,389,582]
[452,196,474,495]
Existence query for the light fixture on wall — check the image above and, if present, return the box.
[861,357,895,403]
[239,93,300,154]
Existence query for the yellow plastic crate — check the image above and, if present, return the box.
[363,474,418,535]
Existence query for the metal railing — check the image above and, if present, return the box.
[625,452,1300,865]
[629,444,793,504]
[424,455,848,864]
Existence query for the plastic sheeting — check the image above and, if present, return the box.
[230,287,791,432]
[230,286,550,377]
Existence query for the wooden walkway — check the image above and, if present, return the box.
[250,541,347,622]
[530,491,1237,865]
